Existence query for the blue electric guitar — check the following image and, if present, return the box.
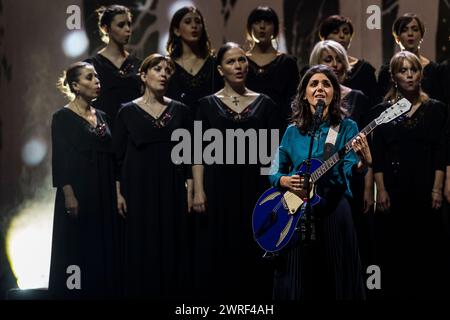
[252,98,412,253]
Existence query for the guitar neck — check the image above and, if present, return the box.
[311,119,378,183]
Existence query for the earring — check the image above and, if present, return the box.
[272,37,279,50]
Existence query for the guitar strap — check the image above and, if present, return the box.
[323,124,340,160]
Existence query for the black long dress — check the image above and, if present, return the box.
[194,94,279,300]
[438,59,450,105]
[166,56,223,115]
[246,54,300,133]
[86,54,141,125]
[372,99,448,298]
[49,108,120,299]
[343,59,380,105]
[114,100,193,299]
[377,61,442,101]
[342,89,375,277]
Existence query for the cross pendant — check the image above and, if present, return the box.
[231,96,239,106]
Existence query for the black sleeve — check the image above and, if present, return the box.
[354,92,372,130]
[429,101,448,171]
[438,61,450,106]
[51,112,72,188]
[113,105,129,181]
[371,104,389,174]
[286,56,300,108]
[194,98,211,165]
[180,102,194,179]
[361,62,381,106]
[377,64,391,100]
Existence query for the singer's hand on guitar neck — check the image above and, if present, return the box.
[351,133,372,170]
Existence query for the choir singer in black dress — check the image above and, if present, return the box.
[166,6,222,114]
[50,62,121,299]
[373,51,448,298]
[245,6,300,133]
[114,54,194,299]
[86,4,141,125]
[192,42,279,300]
[377,13,442,101]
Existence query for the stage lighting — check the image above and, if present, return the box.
[168,1,195,20]
[62,30,89,58]
[21,138,47,167]
[159,32,169,54]
[6,200,53,290]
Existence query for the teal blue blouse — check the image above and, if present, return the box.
[269,119,361,198]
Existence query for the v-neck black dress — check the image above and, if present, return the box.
[372,99,448,297]
[166,56,223,115]
[114,100,193,299]
[194,94,279,299]
[246,53,300,133]
[49,108,120,299]
[86,54,141,126]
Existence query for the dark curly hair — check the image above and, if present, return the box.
[166,6,212,60]
[291,65,342,134]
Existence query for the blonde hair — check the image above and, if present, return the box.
[309,40,351,75]
[385,51,428,103]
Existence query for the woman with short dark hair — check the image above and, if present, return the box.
[245,6,300,133]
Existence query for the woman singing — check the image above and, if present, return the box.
[269,65,371,300]
[114,54,193,299]
[50,62,120,299]
[86,5,141,125]
[245,6,300,133]
[373,51,448,298]
[192,42,279,299]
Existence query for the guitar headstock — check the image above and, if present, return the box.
[375,98,412,125]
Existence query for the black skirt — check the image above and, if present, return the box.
[273,196,366,300]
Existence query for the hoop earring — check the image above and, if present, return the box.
[272,37,279,51]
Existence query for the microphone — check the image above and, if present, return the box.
[314,99,325,124]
